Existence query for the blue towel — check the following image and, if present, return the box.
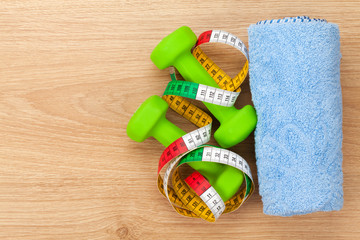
[248,17,343,216]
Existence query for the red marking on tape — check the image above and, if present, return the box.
[158,137,188,173]
[185,171,211,196]
[196,30,212,46]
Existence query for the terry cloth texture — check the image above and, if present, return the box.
[248,16,343,216]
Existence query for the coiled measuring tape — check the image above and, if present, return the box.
[157,30,254,222]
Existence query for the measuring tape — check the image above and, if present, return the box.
[164,80,240,107]
[157,30,255,222]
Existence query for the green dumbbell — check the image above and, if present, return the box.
[151,26,257,148]
[127,95,244,201]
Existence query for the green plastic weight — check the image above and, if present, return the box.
[127,95,244,201]
[151,26,257,148]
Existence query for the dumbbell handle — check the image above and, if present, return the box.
[175,52,236,123]
[151,117,185,147]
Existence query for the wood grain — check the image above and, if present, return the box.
[0,0,359,239]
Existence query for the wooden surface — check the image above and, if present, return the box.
[0,0,359,239]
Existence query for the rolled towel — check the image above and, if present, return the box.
[248,16,343,216]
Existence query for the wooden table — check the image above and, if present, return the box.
[0,1,359,239]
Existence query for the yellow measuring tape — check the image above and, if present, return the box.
[157,30,254,222]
